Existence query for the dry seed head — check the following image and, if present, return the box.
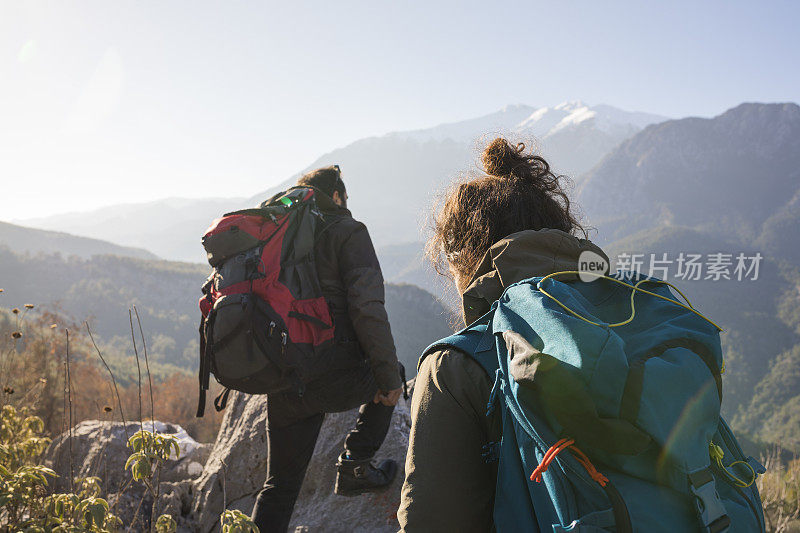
[24,304,34,309]
[11,331,22,339]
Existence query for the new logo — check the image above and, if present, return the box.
[577,250,609,282]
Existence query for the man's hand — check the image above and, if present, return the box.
[373,388,403,406]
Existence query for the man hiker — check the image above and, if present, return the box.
[250,165,404,532]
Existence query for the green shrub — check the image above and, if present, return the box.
[220,509,259,533]
[124,429,180,482]
[0,405,186,532]
[0,405,121,531]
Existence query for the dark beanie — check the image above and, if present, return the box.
[296,165,346,198]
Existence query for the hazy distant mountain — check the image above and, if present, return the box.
[392,101,666,178]
[377,241,460,313]
[17,102,664,263]
[384,283,454,373]
[579,102,800,250]
[245,101,666,250]
[391,104,536,144]
[395,101,666,171]
[0,221,157,260]
[19,197,245,264]
[530,102,667,183]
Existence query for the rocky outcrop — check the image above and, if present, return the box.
[43,391,412,532]
[159,390,411,533]
[44,420,211,527]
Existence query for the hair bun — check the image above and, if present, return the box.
[481,137,554,188]
[481,138,522,177]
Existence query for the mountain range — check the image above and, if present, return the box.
[392,101,665,176]
[578,102,800,251]
[16,101,667,263]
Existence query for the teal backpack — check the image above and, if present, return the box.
[423,271,766,533]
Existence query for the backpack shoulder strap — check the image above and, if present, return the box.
[420,312,499,377]
[422,313,504,464]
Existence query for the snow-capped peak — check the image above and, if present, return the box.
[553,100,589,112]
[515,102,593,137]
[387,101,666,146]
[515,101,665,138]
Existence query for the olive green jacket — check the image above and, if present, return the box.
[398,229,609,532]
[311,188,402,391]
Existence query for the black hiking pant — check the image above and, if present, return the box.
[250,360,396,533]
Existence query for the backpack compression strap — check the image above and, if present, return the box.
[196,312,213,418]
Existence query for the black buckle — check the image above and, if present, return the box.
[708,514,731,533]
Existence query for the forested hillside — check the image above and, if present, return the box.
[601,226,800,448]
[0,246,452,382]
[584,103,800,452]
[0,247,205,380]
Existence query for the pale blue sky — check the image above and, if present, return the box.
[2,0,798,219]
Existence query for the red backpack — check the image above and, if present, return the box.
[196,187,334,416]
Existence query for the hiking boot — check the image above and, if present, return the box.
[334,452,397,496]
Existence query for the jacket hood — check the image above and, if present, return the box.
[309,186,351,216]
[461,228,610,324]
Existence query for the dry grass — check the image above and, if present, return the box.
[0,306,224,443]
[759,448,800,532]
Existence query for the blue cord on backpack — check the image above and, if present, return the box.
[481,441,501,464]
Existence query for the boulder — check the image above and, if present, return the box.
[159,390,412,533]
[44,420,210,528]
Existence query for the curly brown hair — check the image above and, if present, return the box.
[428,137,586,287]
